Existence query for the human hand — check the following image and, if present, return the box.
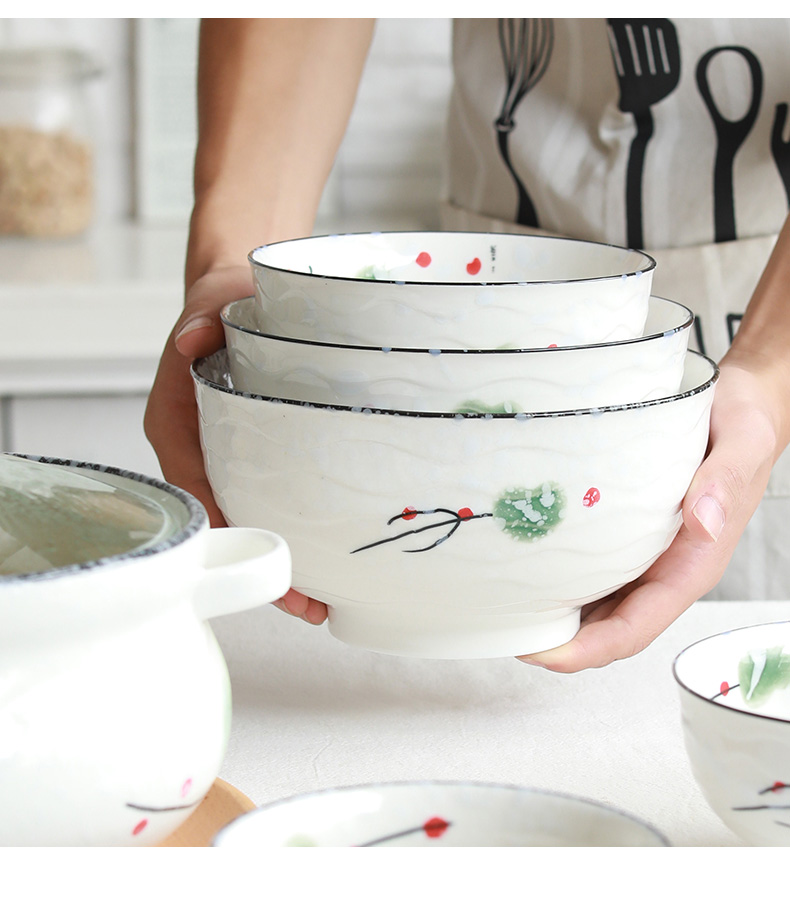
[516,356,784,672]
[144,265,251,528]
[144,264,329,625]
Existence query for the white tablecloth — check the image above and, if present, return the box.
[211,600,790,847]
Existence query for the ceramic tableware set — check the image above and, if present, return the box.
[5,230,784,847]
[196,230,715,660]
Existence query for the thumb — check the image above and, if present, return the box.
[174,265,254,359]
[682,414,774,547]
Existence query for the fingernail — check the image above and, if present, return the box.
[175,316,213,345]
[692,494,725,542]
[517,656,548,669]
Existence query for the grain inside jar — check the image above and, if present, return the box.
[0,124,93,236]
[0,47,100,238]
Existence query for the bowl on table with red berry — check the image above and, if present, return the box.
[212,781,669,847]
[192,347,717,660]
[673,621,790,846]
[248,231,655,351]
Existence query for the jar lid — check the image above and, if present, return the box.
[0,46,102,85]
[0,454,190,576]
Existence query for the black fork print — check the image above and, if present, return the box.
[607,19,681,249]
[696,45,763,244]
[494,18,554,228]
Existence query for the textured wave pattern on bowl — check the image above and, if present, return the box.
[256,273,652,350]
[195,349,714,655]
[199,392,710,609]
[250,232,655,350]
[224,295,689,411]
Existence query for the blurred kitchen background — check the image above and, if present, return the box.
[0,18,453,479]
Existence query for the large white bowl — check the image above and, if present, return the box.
[248,231,655,349]
[0,454,291,846]
[673,621,790,847]
[223,294,692,412]
[193,350,717,660]
[212,781,669,847]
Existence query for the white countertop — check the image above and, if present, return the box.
[0,223,188,394]
[210,599,790,848]
[0,216,427,396]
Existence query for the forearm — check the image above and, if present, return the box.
[186,18,375,288]
[723,212,790,458]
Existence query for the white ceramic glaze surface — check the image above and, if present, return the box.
[193,350,716,660]
[249,231,655,349]
[0,456,291,847]
[223,294,691,412]
[212,781,669,847]
[673,621,790,847]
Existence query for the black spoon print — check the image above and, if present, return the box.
[771,102,790,207]
[696,45,763,244]
[494,18,554,228]
[607,19,681,250]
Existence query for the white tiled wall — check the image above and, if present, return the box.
[0,17,453,229]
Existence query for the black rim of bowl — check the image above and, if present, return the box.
[247,229,658,287]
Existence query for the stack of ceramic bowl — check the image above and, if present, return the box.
[192,231,718,660]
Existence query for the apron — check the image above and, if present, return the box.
[440,18,790,599]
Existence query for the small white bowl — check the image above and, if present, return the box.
[673,621,790,846]
[193,350,717,660]
[249,231,655,349]
[223,294,692,413]
[212,781,669,847]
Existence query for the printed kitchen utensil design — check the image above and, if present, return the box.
[696,45,763,244]
[607,18,681,249]
[494,18,554,228]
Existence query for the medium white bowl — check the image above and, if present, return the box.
[223,294,692,413]
[673,621,790,847]
[212,781,669,847]
[193,350,717,660]
[0,454,291,846]
[248,231,655,349]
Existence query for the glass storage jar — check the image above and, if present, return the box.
[0,47,101,237]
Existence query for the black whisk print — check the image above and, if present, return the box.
[494,18,554,227]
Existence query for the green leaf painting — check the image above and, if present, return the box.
[738,646,790,708]
[492,483,566,542]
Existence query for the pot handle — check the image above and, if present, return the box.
[192,527,292,621]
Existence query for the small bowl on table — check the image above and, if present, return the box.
[673,621,790,847]
[222,294,692,413]
[193,349,717,660]
[212,781,669,847]
[248,231,656,350]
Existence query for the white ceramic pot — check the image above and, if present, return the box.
[0,456,291,846]
[212,781,669,847]
[673,621,790,847]
[193,350,716,660]
[223,294,692,412]
[249,231,655,349]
